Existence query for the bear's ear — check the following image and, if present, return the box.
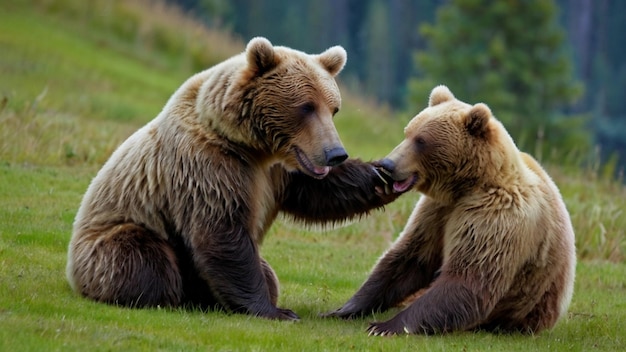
[246,37,278,76]
[429,85,455,107]
[317,46,347,77]
[465,103,492,138]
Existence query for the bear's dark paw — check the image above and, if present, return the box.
[373,166,394,186]
[371,167,401,203]
[320,309,358,320]
[367,320,407,337]
[273,307,300,321]
[320,303,366,320]
[371,163,394,191]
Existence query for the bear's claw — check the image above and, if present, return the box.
[367,321,406,337]
[373,166,393,185]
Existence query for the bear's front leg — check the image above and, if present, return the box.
[322,250,436,320]
[281,159,405,224]
[190,228,299,321]
[367,274,487,335]
[324,206,443,320]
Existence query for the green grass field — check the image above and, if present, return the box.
[1,1,625,350]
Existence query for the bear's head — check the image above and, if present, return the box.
[213,37,349,179]
[379,85,519,203]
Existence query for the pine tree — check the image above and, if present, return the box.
[407,0,586,155]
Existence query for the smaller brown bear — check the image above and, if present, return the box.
[324,85,576,335]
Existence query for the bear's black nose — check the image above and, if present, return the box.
[325,147,348,166]
[378,158,395,173]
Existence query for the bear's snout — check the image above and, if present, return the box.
[325,147,348,166]
[377,158,396,174]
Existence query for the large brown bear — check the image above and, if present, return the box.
[66,37,399,320]
[325,85,576,335]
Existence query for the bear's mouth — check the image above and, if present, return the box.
[294,147,331,179]
[392,174,418,193]
[375,167,417,193]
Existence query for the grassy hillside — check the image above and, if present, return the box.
[1,0,625,351]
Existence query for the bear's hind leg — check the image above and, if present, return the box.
[68,223,183,307]
[512,281,563,334]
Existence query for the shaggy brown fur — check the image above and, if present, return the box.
[66,37,400,320]
[324,85,576,335]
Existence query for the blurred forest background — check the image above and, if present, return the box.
[173,0,626,176]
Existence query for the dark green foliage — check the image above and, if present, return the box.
[407,0,586,158]
[556,0,626,173]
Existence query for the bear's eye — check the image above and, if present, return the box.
[333,107,339,115]
[415,137,427,149]
[299,102,316,115]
